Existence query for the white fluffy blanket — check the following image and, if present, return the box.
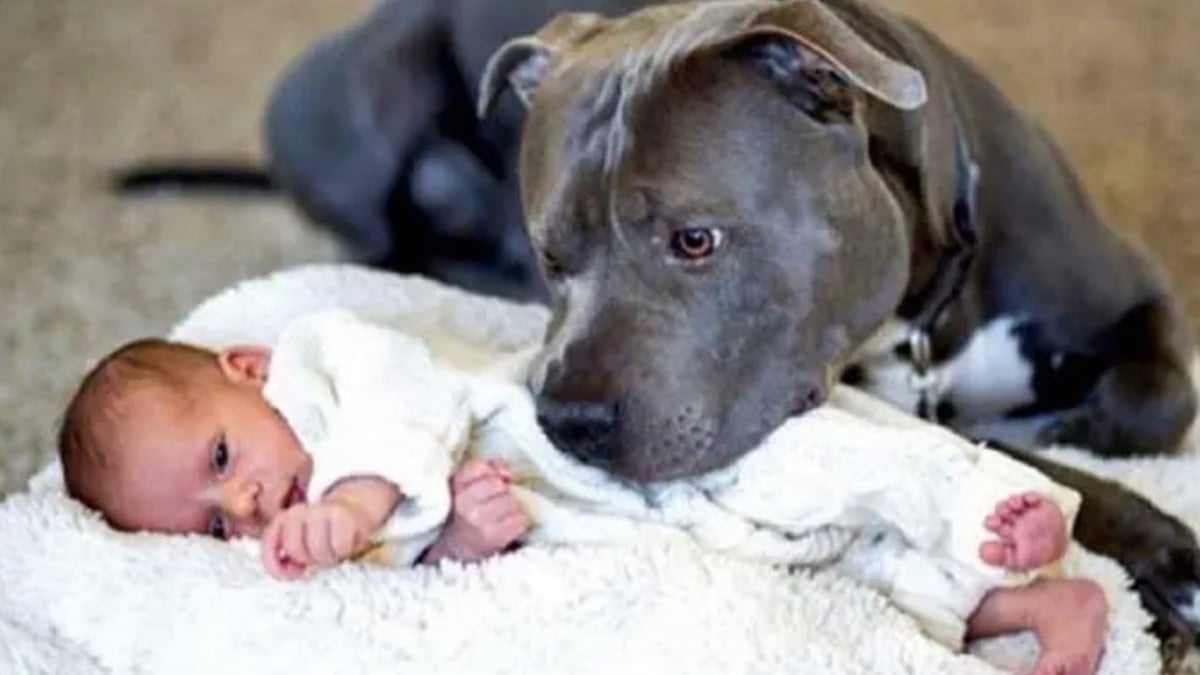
[2,263,1192,675]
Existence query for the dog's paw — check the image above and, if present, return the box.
[1070,472,1200,643]
[1035,409,1145,457]
[1035,410,1097,449]
[1125,546,1200,644]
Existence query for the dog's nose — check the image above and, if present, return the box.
[535,395,621,467]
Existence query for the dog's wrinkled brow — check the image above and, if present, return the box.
[561,3,760,179]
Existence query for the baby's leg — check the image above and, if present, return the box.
[967,579,1108,675]
[979,492,1068,570]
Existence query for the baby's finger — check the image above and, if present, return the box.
[263,514,307,580]
[274,555,307,580]
[456,475,510,502]
[480,492,527,521]
[481,511,532,552]
[305,511,337,566]
[260,517,285,578]
[331,514,362,560]
[457,486,522,522]
[498,509,532,538]
[486,459,515,483]
[281,512,311,567]
[450,458,495,488]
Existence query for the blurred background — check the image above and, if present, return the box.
[0,0,1197,495]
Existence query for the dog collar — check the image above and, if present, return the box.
[906,126,980,421]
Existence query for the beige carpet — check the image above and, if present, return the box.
[1,0,1197,518]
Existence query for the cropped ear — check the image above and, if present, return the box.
[710,0,927,111]
[477,37,553,117]
[479,1,926,117]
[477,12,608,118]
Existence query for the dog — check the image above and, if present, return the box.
[475,0,1200,640]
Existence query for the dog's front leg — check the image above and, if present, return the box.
[1036,300,1197,457]
[985,439,1200,643]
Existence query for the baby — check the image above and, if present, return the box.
[57,336,530,575]
[59,310,1106,675]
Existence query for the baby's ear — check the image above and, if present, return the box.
[217,345,272,384]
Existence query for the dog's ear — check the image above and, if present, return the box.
[712,1,927,112]
[477,37,552,118]
[477,12,607,118]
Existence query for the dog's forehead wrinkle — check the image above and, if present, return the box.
[566,69,623,164]
[560,2,770,186]
[537,150,614,246]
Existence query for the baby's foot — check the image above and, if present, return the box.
[979,492,1067,570]
[1029,579,1108,675]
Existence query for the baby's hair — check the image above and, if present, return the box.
[57,338,216,521]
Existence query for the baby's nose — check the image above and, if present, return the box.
[221,480,262,521]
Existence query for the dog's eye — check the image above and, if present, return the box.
[669,228,723,261]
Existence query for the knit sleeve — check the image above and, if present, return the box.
[264,310,474,566]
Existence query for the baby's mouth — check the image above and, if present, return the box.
[282,480,306,509]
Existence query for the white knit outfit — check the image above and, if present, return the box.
[262,310,1081,649]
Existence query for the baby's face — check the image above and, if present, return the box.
[108,346,313,540]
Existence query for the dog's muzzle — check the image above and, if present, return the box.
[535,395,622,469]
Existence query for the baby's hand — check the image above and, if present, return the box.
[421,458,531,564]
[260,500,373,580]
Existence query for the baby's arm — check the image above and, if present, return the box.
[260,459,531,578]
[264,310,480,574]
[419,458,531,564]
[260,476,401,580]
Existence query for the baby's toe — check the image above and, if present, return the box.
[1033,652,1095,675]
[985,514,1005,533]
[1004,494,1030,514]
[979,541,1009,567]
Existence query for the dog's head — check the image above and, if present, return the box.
[480,1,943,481]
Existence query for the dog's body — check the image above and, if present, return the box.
[115,0,554,300]
[476,0,1200,639]
[841,22,1198,456]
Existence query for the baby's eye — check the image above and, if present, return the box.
[211,436,230,475]
[206,511,230,541]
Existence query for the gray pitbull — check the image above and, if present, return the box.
[477,0,1200,640]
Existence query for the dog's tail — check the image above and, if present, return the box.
[111,161,276,195]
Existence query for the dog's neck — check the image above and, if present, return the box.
[902,126,979,337]
[896,125,980,419]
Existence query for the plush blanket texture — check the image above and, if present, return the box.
[0,264,1181,675]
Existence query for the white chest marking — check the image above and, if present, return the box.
[851,317,1038,421]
